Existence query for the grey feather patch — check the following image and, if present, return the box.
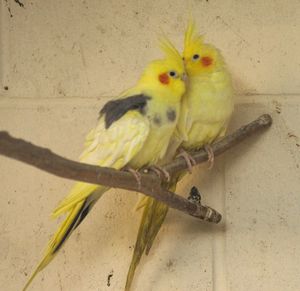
[167,108,176,122]
[53,199,93,254]
[153,114,162,126]
[53,201,88,253]
[99,95,151,129]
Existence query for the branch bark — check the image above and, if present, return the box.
[0,114,272,223]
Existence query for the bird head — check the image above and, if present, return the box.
[183,20,223,77]
[138,38,186,101]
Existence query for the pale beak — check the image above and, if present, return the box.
[181,73,187,81]
[181,73,188,83]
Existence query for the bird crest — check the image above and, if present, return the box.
[158,35,183,69]
[184,19,204,52]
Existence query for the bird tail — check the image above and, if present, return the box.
[125,183,176,291]
[52,182,105,218]
[23,185,106,291]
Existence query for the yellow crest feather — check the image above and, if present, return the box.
[184,19,203,49]
[158,35,182,65]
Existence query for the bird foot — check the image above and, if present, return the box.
[124,167,142,189]
[204,144,214,170]
[177,148,197,173]
[145,165,170,182]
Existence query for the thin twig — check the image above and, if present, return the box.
[0,114,272,223]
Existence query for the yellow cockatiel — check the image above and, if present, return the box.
[23,43,186,290]
[126,21,234,291]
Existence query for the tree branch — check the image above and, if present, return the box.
[0,114,272,223]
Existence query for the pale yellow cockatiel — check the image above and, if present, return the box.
[125,20,234,291]
[23,42,186,290]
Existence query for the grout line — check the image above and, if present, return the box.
[0,93,300,100]
[1,94,300,111]
[0,0,4,88]
[239,93,300,97]
[0,0,10,93]
[212,161,228,291]
[212,232,227,291]
[0,95,114,100]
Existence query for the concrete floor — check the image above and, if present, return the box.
[0,1,300,290]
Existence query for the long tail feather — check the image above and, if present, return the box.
[23,188,105,290]
[125,183,176,291]
[52,182,101,218]
[144,180,177,255]
[125,197,155,291]
[145,201,169,255]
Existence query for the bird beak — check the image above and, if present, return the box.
[181,73,188,83]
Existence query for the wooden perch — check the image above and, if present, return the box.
[0,114,272,224]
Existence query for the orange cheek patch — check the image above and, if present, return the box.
[201,56,213,67]
[159,73,170,84]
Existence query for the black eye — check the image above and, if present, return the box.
[192,54,200,61]
[168,71,178,78]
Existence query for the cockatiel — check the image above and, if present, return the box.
[23,42,186,290]
[125,20,234,291]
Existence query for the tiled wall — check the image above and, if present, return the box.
[0,1,299,290]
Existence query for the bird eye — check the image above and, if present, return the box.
[192,54,200,61]
[168,71,178,78]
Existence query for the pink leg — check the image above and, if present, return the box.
[204,144,214,170]
[148,165,170,182]
[124,167,142,189]
[177,148,197,173]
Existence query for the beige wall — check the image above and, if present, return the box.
[0,1,300,290]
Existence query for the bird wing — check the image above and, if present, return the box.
[53,108,150,216]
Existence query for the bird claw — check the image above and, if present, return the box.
[124,167,142,189]
[204,144,214,170]
[177,149,197,174]
[147,165,170,182]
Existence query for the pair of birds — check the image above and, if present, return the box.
[23,20,234,291]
